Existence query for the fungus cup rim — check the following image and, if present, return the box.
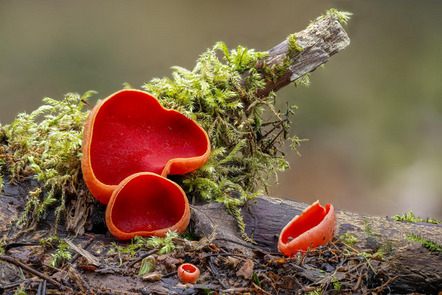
[81,89,211,204]
[105,172,191,240]
[177,263,200,284]
[278,200,336,256]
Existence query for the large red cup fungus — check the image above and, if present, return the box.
[82,89,211,204]
[105,172,190,240]
[278,201,336,256]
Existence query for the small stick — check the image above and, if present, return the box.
[207,256,229,289]
[127,247,159,268]
[36,280,44,295]
[162,271,177,278]
[0,279,32,291]
[69,237,95,265]
[372,275,398,293]
[0,255,67,291]
[252,282,273,295]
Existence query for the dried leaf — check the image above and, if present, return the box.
[140,271,162,282]
[224,256,240,268]
[236,258,254,279]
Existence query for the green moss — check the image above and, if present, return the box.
[363,218,373,236]
[406,233,441,252]
[111,231,179,257]
[0,10,346,238]
[51,242,72,267]
[339,232,358,246]
[142,41,310,240]
[1,92,94,227]
[309,8,352,28]
[143,41,304,210]
[331,276,341,291]
[394,211,441,224]
[287,33,303,56]
[13,288,28,295]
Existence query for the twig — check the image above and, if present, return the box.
[69,237,95,264]
[371,275,398,293]
[36,280,46,295]
[162,270,177,278]
[235,14,350,99]
[252,282,273,295]
[127,247,159,268]
[66,238,100,267]
[0,279,33,291]
[0,255,68,292]
[207,256,229,289]
[221,287,259,293]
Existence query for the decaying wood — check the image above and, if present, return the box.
[191,196,442,293]
[1,13,440,294]
[246,13,350,98]
[1,178,441,293]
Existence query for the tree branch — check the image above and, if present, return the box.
[243,14,350,97]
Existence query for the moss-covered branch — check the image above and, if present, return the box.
[247,10,350,98]
[0,9,351,237]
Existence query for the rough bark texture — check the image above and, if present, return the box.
[248,14,350,98]
[191,196,442,293]
[1,180,441,293]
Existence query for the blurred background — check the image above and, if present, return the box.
[1,0,441,219]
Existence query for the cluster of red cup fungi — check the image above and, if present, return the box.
[81,89,210,239]
[81,90,337,285]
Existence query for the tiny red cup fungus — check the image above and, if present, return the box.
[177,263,200,284]
[81,89,211,204]
[278,201,336,256]
[105,172,190,240]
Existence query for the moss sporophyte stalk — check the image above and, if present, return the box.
[0,8,351,239]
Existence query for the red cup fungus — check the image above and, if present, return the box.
[177,263,200,284]
[82,89,211,204]
[278,201,336,256]
[105,172,190,240]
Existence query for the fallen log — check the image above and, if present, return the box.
[1,178,441,293]
[191,196,442,293]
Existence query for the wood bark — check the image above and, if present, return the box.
[248,13,350,98]
[1,13,440,294]
[191,196,442,293]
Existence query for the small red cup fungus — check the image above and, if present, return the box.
[105,172,190,240]
[278,201,336,256]
[177,263,200,284]
[82,89,210,204]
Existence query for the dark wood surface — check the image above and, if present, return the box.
[191,196,442,293]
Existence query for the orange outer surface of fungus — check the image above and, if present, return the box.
[278,201,336,256]
[177,263,200,284]
[81,89,211,204]
[105,172,190,240]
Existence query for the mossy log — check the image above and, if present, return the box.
[2,12,441,294]
[1,180,441,293]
